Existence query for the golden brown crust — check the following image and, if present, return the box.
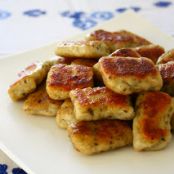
[135,44,164,63]
[140,92,171,141]
[46,64,93,100]
[88,30,151,44]
[157,49,174,64]
[8,60,53,101]
[99,56,162,95]
[110,45,164,64]
[100,57,157,78]
[87,29,151,51]
[47,64,93,91]
[68,120,132,155]
[110,48,140,57]
[71,59,98,67]
[133,91,174,151]
[23,84,62,116]
[70,120,131,140]
[70,87,134,121]
[71,87,129,107]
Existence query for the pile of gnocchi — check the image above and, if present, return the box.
[8,29,174,155]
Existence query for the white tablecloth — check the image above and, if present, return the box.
[0,0,174,173]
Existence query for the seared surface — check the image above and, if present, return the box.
[23,84,62,116]
[68,119,132,155]
[133,91,174,151]
[157,49,174,64]
[87,29,151,51]
[71,58,97,67]
[99,57,162,95]
[135,44,164,63]
[111,48,140,57]
[46,64,93,100]
[100,56,156,77]
[70,87,134,121]
[8,60,54,101]
[110,44,164,64]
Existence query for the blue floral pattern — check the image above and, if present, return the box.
[154,1,172,7]
[130,6,141,12]
[90,11,114,20]
[116,7,127,13]
[60,10,98,30]
[61,11,85,19]
[23,9,46,17]
[0,1,173,29]
[73,18,97,30]
[0,164,27,174]
[0,10,11,20]
[61,8,143,30]
[12,168,27,174]
[0,164,7,174]
[61,10,114,30]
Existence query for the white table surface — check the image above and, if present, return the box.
[0,0,174,173]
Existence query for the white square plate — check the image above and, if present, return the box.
[1,11,174,174]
